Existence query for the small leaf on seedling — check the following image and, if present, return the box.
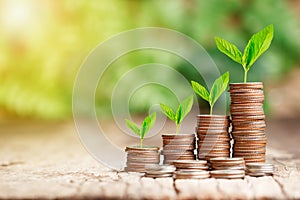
[125,119,140,136]
[215,37,243,64]
[209,71,229,107]
[178,95,193,124]
[141,112,156,139]
[160,103,176,122]
[243,24,274,70]
[191,81,210,102]
[176,105,182,126]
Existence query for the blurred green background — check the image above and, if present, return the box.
[1,0,300,120]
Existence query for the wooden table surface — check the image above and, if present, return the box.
[0,120,299,200]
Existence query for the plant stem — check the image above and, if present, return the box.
[244,70,247,83]
[176,125,179,135]
[140,138,143,148]
[210,106,213,116]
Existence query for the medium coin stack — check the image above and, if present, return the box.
[196,115,231,161]
[125,146,160,172]
[162,134,196,164]
[175,170,210,179]
[173,160,209,171]
[210,170,245,179]
[246,163,274,177]
[144,164,176,178]
[210,157,245,170]
[229,82,267,163]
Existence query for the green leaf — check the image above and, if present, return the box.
[209,71,230,107]
[160,103,176,122]
[178,95,193,124]
[215,37,243,64]
[242,24,274,70]
[125,119,141,136]
[141,112,156,139]
[175,105,182,126]
[191,81,210,102]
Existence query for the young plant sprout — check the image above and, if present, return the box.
[191,71,229,115]
[160,95,193,134]
[215,24,274,83]
[125,112,156,148]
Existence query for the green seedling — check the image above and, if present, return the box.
[215,24,274,83]
[160,95,193,134]
[191,72,229,115]
[125,112,156,148]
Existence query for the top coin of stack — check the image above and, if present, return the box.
[125,146,160,172]
[196,115,231,161]
[173,160,209,171]
[229,82,267,163]
[162,134,196,165]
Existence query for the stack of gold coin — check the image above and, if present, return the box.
[173,160,209,171]
[162,134,196,164]
[229,82,267,163]
[125,146,160,172]
[144,164,176,178]
[246,163,274,177]
[175,170,210,179]
[210,157,245,170]
[196,115,231,161]
[210,169,245,179]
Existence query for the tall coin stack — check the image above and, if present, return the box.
[196,115,231,161]
[162,134,196,164]
[125,146,160,172]
[229,82,267,163]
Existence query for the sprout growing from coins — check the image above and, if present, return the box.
[215,25,274,83]
[191,72,229,115]
[160,95,194,134]
[125,112,156,148]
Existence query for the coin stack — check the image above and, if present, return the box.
[175,170,210,179]
[210,170,245,179]
[246,163,274,177]
[210,157,245,170]
[161,134,196,164]
[125,146,160,172]
[229,82,267,163]
[196,115,231,161]
[144,164,176,178]
[173,160,209,171]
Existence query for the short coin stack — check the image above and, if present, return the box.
[144,164,176,178]
[246,163,274,177]
[125,146,160,172]
[162,134,196,164]
[229,82,267,163]
[175,170,210,179]
[173,160,209,171]
[210,170,245,179]
[196,115,231,161]
[210,157,245,170]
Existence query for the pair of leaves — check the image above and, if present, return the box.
[160,95,193,131]
[125,112,156,140]
[215,24,274,72]
[191,72,229,113]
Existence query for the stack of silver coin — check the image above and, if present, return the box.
[144,164,176,178]
[196,115,231,161]
[125,146,160,172]
[210,157,245,170]
[210,169,245,179]
[246,163,274,177]
[229,82,267,163]
[173,160,209,171]
[161,134,196,164]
